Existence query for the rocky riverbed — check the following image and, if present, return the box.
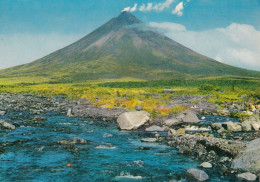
[0,93,259,181]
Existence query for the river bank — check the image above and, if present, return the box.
[0,93,259,181]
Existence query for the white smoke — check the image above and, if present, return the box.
[122,3,138,12]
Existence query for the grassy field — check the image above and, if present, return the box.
[0,77,259,117]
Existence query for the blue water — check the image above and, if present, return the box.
[0,114,232,181]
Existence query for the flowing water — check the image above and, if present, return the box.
[0,113,235,181]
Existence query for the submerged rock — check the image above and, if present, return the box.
[58,137,88,145]
[141,138,157,142]
[186,168,209,181]
[232,138,260,173]
[117,111,150,130]
[0,120,15,130]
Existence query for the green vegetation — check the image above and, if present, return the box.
[0,77,259,117]
[99,79,259,90]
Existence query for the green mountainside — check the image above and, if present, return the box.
[0,11,259,82]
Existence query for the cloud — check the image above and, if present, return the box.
[139,0,174,12]
[149,22,260,71]
[0,33,81,69]
[122,3,138,12]
[172,2,184,16]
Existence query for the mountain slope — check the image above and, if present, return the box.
[0,11,259,82]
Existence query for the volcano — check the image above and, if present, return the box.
[0,11,259,82]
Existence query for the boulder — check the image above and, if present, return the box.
[181,111,200,124]
[199,162,212,169]
[218,108,230,116]
[117,111,150,130]
[0,120,15,130]
[237,172,257,181]
[251,121,260,131]
[168,129,177,136]
[241,121,252,131]
[145,125,167,132]
[232,138,260,173]
[224,121,242,132]
[0,111,6,116]
[186,168,209,181]
[67,108,73,117]
[211,123,223,130]
[164,118,181,126]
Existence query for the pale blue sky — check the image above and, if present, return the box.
[0,0,260,70]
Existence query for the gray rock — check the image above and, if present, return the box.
[232,138,260,173]
[0,120,15,130]
[220,157,231,163]
[241,121,252,131]
[162,89,176,93]
[237,172,257,181]
[217,127,225,133]
[186,168,209,181]
[199,162,212,169]
[164,118,181,126]
[0,111,6,116]
[211,123,223,130]
[145,125,167,132]
[224,121,242,132]
[135,106,143,111]
[67,108,73,117]
[251,121,260,131]
[182,111,200,124]
[168,129,177,136]
[218,108,230,116]
[117,111,150,130]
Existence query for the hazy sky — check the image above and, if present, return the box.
[0,0,260,71]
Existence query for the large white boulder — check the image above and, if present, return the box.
[232,138,260,173]
[117,111,150,130]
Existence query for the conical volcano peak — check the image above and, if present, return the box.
[1,12,258,81]
[113,11,142,26]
